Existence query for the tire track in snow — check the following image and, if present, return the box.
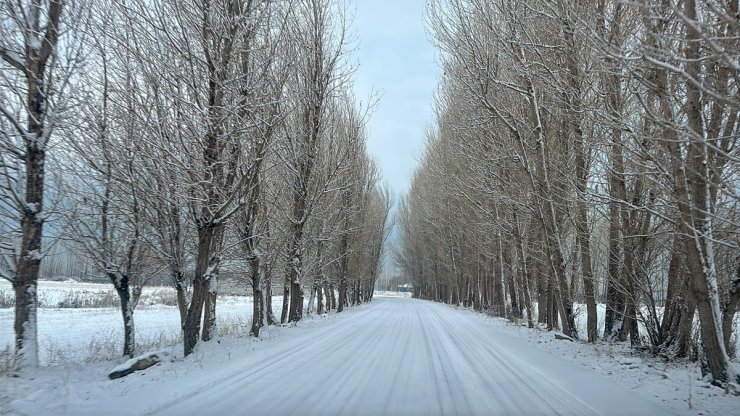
[149,297,675,416]
[146,305,379,415]
[426,302,593,415]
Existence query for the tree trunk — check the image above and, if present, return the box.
[14,215,41,367]
[286,179,307,323]
[722,282,740,358]
[202,279,218,341]
[721,262,739,358]
[675,0,734,384]
[502,239,519,318]
[337,231,349,313]
[513,210,534,328]
[201,226,223,343]
[174,272,188,329]
[183,224,221,356]
[620,241,640,346]
[14,82,49,369]
[529,88,577,338]
[659,238,686,353]
[340,278,349,306]
[265,270,276,325]
[329,283,337,310]
[317,279,325,315]
[535,260,547,326]
[355,280,362,305]
[288,264,304,323]
[281,275,290,324]
[115,282,135,358]
[6,0,63,372]
[578,225,597,343]
[604,165,626,340]
[597,0,627,343]
[250,255,263,337]
[560,8,597,342]
[306,280,317,316]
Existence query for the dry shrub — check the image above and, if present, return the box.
[218,315,248,338]
[139,289,179,307]
[0,346,14,376]
[56,290,119,308]
[0,290,13,308]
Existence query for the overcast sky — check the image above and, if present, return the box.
[352,0,439,198]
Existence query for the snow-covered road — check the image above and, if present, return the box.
[147,296,671,416]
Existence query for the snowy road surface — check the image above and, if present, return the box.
[145,297,671,416]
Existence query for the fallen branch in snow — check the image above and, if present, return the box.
[554,333,574,342]
[618,357,643,369]
[108,351,169,380]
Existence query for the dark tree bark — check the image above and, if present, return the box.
[513,209,534,328]
[604,138,627,341]
[111,274,135,358]
[329,283,337,310]
[721,262,740,358]
[3,0,64,369]
[659,239,693,358]
[265,270,276,325]
[281,275,290,324]
[250,255,263,336]
[287,209,305,322]
[559,6,597,341]
[174,272,189,329]
[337,231,349,313]
[184,224,223,356]
[316,279,324,315]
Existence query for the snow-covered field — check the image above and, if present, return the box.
[0,279,182,308]
[1,284,738,415]
[0,280,284,365]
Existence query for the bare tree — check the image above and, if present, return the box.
[281,0,350,323]
[62,9,159,356]
[0,0,86,368]
[400,0,739,386]
[233,4,291,336]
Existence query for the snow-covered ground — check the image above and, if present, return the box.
[552,303,739,359]
[0,279,182,308]
[372,290,412,298]
[474,307,740,415]
[0,280,285,365]
[2,296,737,415]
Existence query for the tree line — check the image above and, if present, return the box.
[395,0,739,386]
[1,0,391,368]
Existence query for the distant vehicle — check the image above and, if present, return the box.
[397,284,413,293]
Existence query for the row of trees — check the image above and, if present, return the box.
[396,0,738,386]
[1,0,391,368]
